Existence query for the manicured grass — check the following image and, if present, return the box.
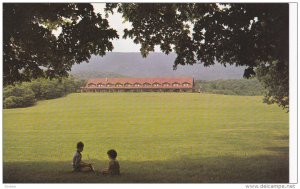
[3,93,289,183]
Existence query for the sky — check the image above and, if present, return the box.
[91,3,161,52]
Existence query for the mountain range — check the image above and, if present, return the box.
[71,52,246,80]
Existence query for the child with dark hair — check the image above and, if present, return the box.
[101,149,120,175]
[72,141,95,172]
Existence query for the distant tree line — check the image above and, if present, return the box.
[195,79,265,96]
[3,77,85,109]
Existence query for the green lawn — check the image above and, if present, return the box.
[3,93,289,183]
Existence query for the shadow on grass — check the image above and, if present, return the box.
[3,153,288,183]
[265,147,289,153]
[274,135,289,141]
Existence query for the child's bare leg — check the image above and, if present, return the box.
[81,166,92,172]
[101,168,109,175]
[89,164,95,172]
[81,164,95,172]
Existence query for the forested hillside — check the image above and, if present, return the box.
[71,52,246,80]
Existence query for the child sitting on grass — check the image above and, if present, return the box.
[100,149,120,175]
[72,141,95,172]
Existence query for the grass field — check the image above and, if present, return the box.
[3,93,289,183]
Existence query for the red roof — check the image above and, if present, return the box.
[84,77,194,89]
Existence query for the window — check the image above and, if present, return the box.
[183,83,190,86]
[163,83,170,86]
[124,83,132,87]
[134,83,141,87]
[97,83,104,87]
[172,82,180,86]
[153,83,160,87]
[88,83,96,87]
[115,83,123,87]
[106,83,114,87]
[143,83,151,87]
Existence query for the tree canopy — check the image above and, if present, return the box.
[106,3,289,109]
[3,3,118,85]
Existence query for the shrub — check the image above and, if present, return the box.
[3,85,36,108]
[3,77,83,109]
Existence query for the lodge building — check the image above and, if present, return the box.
[81,77,195,92]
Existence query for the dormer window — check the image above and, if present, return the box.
[115,83,123,87]
[124,83,132,87]
[183,83,190,86]
[163,82,170,86]
[88,83,96,87]
[153,83,160,87]
[97,83,104,87]
[143,82,151,87]
[106,83,114,87]
[172,82,180,87]
[134,83,141,87]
